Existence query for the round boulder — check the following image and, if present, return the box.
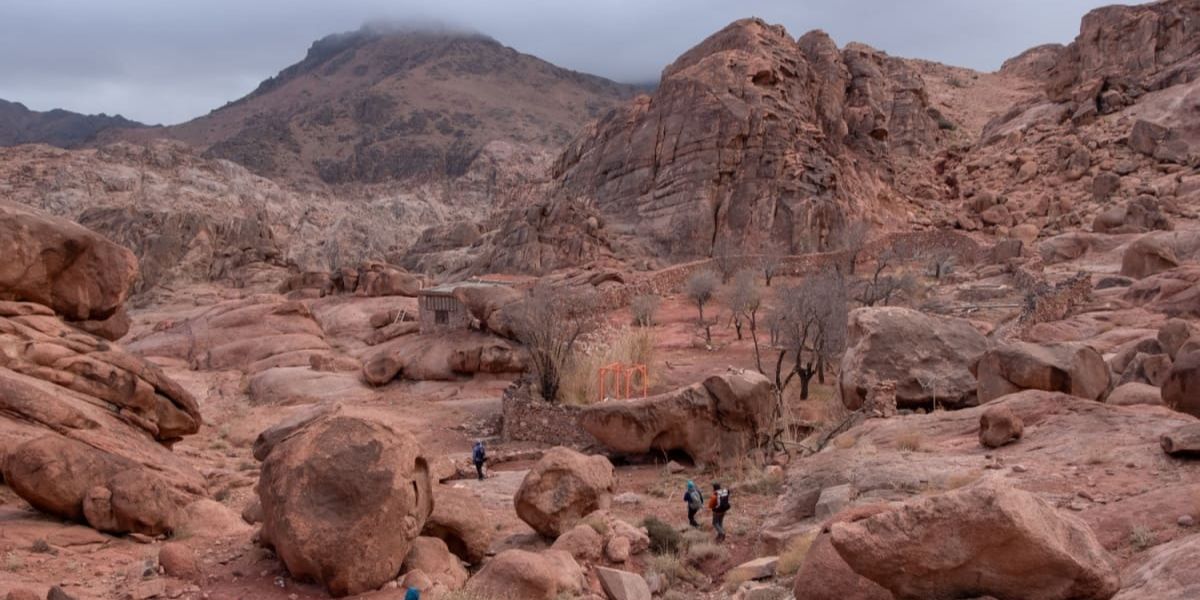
[1163,351,1200,418]
[463,549,586,600]
[515,447,615,538]
[979,406,1024,449]
[840,307,991,410]
[256,415,433,597]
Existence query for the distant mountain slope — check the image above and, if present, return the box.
[120,26,639,185]
[0,99,146,148]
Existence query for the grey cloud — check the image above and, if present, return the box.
[0,0,1123,125]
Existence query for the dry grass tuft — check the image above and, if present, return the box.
[561,327,657,405]
[686,541,728,564]
[776,530,819,576]
[896,431,924,452]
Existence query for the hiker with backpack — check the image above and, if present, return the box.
[683,480,704,528]
[472,440,487,480]
[707,482,731,542]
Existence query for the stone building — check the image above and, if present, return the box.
[417,279,508,334]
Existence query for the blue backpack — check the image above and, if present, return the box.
[472,443,485,463]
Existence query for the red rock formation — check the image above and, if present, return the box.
[552,19,949,261]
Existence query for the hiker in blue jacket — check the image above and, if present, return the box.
[683,480,704,528]
[472,440,487,480]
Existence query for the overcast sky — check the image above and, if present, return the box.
[0,0,1124,125]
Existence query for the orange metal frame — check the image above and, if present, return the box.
[598,362,648,402]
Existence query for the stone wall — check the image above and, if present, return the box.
[500,381,598,448]
[594,230,983,310]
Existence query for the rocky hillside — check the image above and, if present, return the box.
[0,98,146,147]
[117,26,639,186]
[549,19,963,261]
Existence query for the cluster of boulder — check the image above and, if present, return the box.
[246,402,650,599]
[0,202,207,536]
[838,305,1200,417]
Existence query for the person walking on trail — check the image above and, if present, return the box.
[472,440,487,481]
[683,480,704,528]
[707,482,731,542]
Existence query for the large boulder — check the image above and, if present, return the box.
[362,331,524,385]
[595,566,652,600]
[256,415,433,597]
[514,446,615,538]
[3,435,192,536]
[1107,382,1164,407]
[453,284,524,334]
[578,369,774,466]
[830,480,1119,600]
[794,506,892,600]
[0,202,137,323]
[973,341,1111,402]
[1163,351,1200,418]
[421,485,494,565]
[1120,231,1200,280]
[400,536,468,592]
[463,549,586,600]
[840,307,991,410]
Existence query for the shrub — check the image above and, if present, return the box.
[686,541,728,564]
[649,552,702,588]
[776,530,818,576]
[30,539,55,555]
[896,432,923,452]
[631,294,660,327]
[643,516,682,554]
[1130,525,1155,551]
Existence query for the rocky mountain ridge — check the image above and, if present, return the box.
[0,98,146,148]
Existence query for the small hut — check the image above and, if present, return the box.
[417,279,509,334]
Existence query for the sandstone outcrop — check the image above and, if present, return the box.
[830,480,1120,600]
[1121,231,1200,280]
[362,330,525,385]
[973,341,1111,402]
[0,206,205,539]
[840,307,990,410]
[1113,533,1200,600]
[256,414,433,596]
[552,18,948,262]
[4,435,194,536]
[0,202,137,327]
[514,446,615,538]
[578,369,774,466]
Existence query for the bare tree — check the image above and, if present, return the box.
[854,249,918,307]
[925,249,957,281]
[770,270,850,400]
[758,241,787,287]
[685,269,720,344]
[630,294,659,327]
[724,269,766,372]
[840,220,871,276]
[711,238,742,283]
[508,284,598,403]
